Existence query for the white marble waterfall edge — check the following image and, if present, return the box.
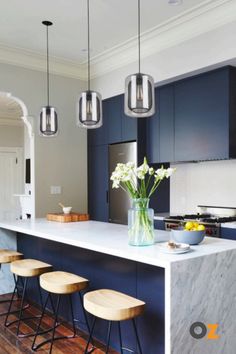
[168,249,236,354]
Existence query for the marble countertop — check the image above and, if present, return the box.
[221,222,236,229]
[1,218,236,269]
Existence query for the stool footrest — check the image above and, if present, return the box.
[5,313,41,327]
[0,303,29,318]
[32,333,76,351]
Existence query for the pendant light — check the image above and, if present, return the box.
[125,0,155,118]
[39,21,58,137]
[77,0,102,129]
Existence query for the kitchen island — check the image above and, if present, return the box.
[0,219,236,354]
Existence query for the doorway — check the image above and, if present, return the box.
[0,92,35,219]
[0,148,23,219]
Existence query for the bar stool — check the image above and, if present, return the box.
[5,258,53,337]
[0,249,23,316]
[83,289,145,354]
[32,270,90,354]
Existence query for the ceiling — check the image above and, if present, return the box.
[0,0,208,63]
[0,94,23,126]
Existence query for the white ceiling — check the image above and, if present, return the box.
[0,0,207,63]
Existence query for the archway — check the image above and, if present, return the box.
[0,92,35,218]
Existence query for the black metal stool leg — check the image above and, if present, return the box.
[79,292,91,333]
[84,317,96,354]
[49,295,61,354]
[4,276,19,325]
[105,321,112,354]
[118,322,124,354]
[37,277,44,308]
[132,319,143,354]
[31,293,50,351]
[69,294,77,337]
[16,277,28,336]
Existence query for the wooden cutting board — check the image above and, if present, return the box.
[46,213,90,223]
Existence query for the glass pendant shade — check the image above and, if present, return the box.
[39,106,58,136]
[125,73,155,117]
[77,90,102,129]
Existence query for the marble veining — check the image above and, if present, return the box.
[169,249,236,354]
[0,228,17,294]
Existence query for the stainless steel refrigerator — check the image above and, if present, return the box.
[109,142,137,224]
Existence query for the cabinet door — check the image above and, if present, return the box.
[120,95,137,142]
[174,69,229,161]
[159,85,174,163]
[146,89,160,163]
[108,96,122,144]
[88,99,109,146]
[221,227,236,240]
[88,145,108,222]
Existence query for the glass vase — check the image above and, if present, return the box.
[128,198,154,246]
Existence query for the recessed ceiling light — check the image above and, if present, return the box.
[168,0,183,5]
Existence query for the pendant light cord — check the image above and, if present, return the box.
[46,25,50,106]
[87,0,91,91]
[138,0,141,74]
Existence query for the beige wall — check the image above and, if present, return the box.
[0,125,24,147]
[0,63,87,217]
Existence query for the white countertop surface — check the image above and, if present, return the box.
[1,218,236,269]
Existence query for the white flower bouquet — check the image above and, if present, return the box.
[111,157,175,246]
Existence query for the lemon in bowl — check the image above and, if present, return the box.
[171,222,205,245]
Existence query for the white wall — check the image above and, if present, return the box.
[0,125,24,147]
[0,62,87,217]
[92,21,236,99]
[170,160,236,214]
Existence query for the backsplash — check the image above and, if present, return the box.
[170,160,236,214]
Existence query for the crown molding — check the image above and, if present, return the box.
[91,0,236,78]
[0,44,86,80]
[0,0,235,80]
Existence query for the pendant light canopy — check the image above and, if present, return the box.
[77,0,102,129]
[125,0,155,118]
[39,21,58,137]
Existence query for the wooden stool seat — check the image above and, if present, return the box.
[0,249,23,264]
[84,289,145,321]
[40,271,89,294]
[10,259,53,277]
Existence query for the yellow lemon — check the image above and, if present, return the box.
[193,222,199,228]
[197,224,205,231]
[185,221,194,230]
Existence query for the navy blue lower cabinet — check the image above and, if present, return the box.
[17,234,165,354]
[88,145,109,222]
[220,227,236,240]
[154,220,165,230]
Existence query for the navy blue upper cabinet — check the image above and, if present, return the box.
[108,95,122,143]
[146,86,175,164]
[146,89,160,163]
[120,95,137,142]
[147,66,236,163]
[88,145,108,222]
[174,68,231,161]
[88,98,109,146]
[159,85,175,163]
[88,94,137,146]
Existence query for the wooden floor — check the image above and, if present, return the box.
[0,294,117,354]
